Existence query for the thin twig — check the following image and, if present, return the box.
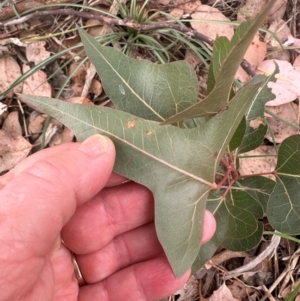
[0,8,257,76]
[0,8,214,45]
[0,0,76,22]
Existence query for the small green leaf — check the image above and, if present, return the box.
[238,68,277,153]
[193,189,263,270]
[79,29,198,122]
[238,176,275,212]
[221,190,263,250]
[268,135,300,234]
[229,116,246,151]
[238,124,268,153]
[162,0,276,124]
[207,36,231,94]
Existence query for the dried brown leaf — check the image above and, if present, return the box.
[257,59,300,106]
[184,49,202,69]
[268,0,287,21]
[65,96,93,105]
[238,0,268,22]
[22,65,52,97]
[209,283,237,301]
[265,19,291,61]
[175,0,202,14]
[280,279,300,298]
[2,111,22,135]
[156,0,171,5]
[60,127,74,144]
[293,55,300,68]
[0,56,22,97]
[90,79,102,98]
[265,19,291,47]
[191,5,234,41]
[28,111,45,141]
[236,33,267,83]
[227,280,258,300]
[170,8,184,19]
[242,254,273,286]
[49,126,74,147]
[265,103,299,143]
[26,41,50,65]
[86,19,104,37]
[69,62,87,96]
[0,129,32,172]
[239,145,277,180]
[238,0,286,22]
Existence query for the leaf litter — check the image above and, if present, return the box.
[1,0,300,300]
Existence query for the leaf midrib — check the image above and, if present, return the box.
[33,97,215,187]
[83,33,166,121]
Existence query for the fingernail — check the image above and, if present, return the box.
[80,134,109,155]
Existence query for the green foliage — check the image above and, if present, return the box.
[0,1,211,100]
[20,0,300,277]
[119,0,150,24]
[80,30,198,122]
[239,176,275,213]
[114,0,211,63]
[268,135,300,234]
[20,77,262,276]
[162,0,276,123]
[238,69,277,153]
[284,282,300,301]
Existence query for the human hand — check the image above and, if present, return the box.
[0,135,216,301]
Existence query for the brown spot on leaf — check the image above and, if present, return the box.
[127,120,135,129]
[146,130,152,135]
[249,117,265,130]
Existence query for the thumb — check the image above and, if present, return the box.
[0,134,115,256]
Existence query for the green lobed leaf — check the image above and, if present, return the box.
[162,0,276,124]
[268,135,300,234]
[20,78,262,276]
[193,189,263,271]
[79,29,198,122]
[238,125,268,153]
[238,68,277,153]
[207,190,263,251]
[207,36,231,94]
[229,116,246,152]
[238,176,275,213]
[221,190,263,250]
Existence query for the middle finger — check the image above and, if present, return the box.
[75,222,163,283]
[61,182,154,254]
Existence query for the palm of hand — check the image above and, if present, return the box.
[1,179,189,301]
[0,139,215,301]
